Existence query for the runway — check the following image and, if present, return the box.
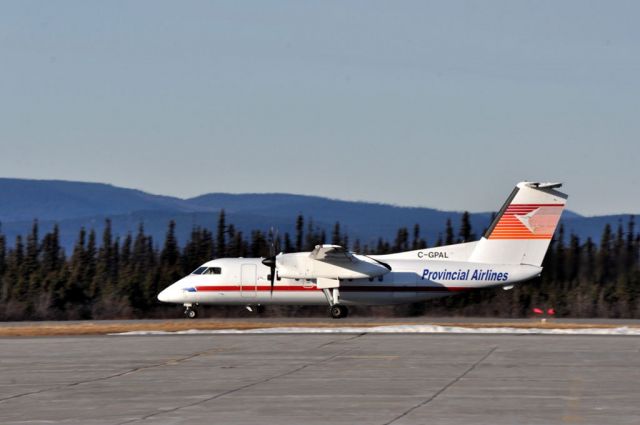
[2,333,639,425]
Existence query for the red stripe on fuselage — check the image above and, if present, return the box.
[194,285,471,293]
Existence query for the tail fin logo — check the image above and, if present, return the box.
[489,204,564,240]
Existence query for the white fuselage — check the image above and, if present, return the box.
[158,255,542,307]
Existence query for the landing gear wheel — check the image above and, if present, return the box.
[184,308,198,319]
[329,304,349,319]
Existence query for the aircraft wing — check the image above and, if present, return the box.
[278,245,390,285]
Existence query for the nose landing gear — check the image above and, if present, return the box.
[183,304,199,319]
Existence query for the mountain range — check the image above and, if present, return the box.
[0,178,633,252]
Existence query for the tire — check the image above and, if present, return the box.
[186,309,198,319]
[329,304,348,319]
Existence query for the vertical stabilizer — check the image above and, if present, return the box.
[469,182,568,266]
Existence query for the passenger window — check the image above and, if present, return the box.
[191,267,207,275]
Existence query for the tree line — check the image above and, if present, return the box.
[0,211,638,320]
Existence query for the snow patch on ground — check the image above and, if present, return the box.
[112,325,640,336]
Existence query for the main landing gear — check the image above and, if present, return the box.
[183,303,199,319]
[323,288,349,319]
[329,303,349,319]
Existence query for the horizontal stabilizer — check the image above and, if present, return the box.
[526,182,562,189]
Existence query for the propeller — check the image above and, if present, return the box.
[262,255,276,294]
[261,227,280,295]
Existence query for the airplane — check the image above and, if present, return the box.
[158,182,568,319]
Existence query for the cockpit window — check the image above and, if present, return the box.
[192,266,222,275]
[204,267,222,275]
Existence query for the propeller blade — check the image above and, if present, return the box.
[266,226,280,295]
[261,256,276,295]
[270,266,275,295]
[268,227,276,257]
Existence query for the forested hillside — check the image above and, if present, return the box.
[0,211,638,320]
[0,178,630,254]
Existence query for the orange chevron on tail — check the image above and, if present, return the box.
[488,204,564,240]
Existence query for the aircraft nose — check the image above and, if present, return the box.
[157,287,171,302]
[157,285,180,303]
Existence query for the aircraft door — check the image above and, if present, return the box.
[240,264,257,297]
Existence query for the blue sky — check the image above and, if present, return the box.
[1,1,638,215]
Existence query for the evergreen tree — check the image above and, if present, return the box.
[412,224,426,250]
[63,228,90,316]
[158,221,183,309]
[626,216,637,272]
[445,219,454,245]
[567,233,581,283]
[295,215,304,252]
[394,227,409,252]
[375,238,390,254]
[9,235,26,303]
[0,230,6,302]
[120,233,132,270]
[125,224,150,311]
[216,209,227,258]
[199,228,214,261]
[250,230,268,257]
[160,220,180,266]
[283,232,293,253]
[91,220,117,300]
[181,227,213,274]
[41,225,63,273]
[24,221,41,310]
[304,218,323,250]
[597,224,612,283]
[36,225,65,317]
[614,221,626,278]
[226,224,237,256]
[85,229,97,288]
[331,222,342,246]
[583,237,596,282]
[459,212,474,242]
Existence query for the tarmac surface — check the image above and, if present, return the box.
[1,332,640,425]
[6,316,640,327]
